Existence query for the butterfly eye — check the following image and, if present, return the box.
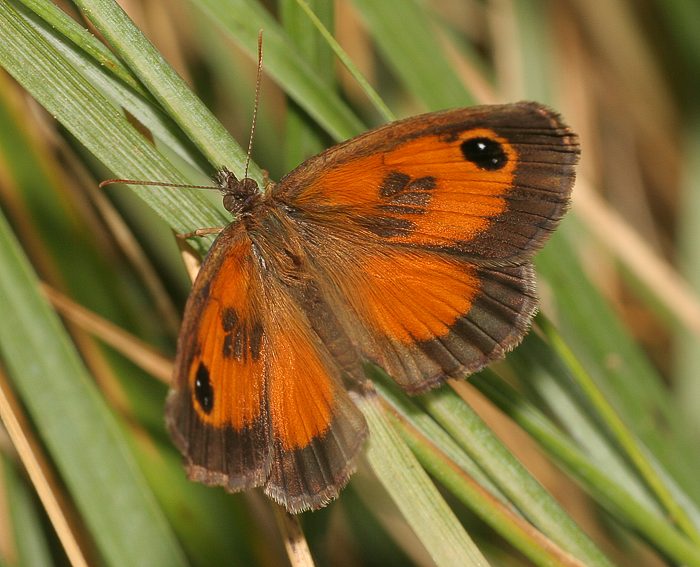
[194,362,214,413]
[460,137,507,171]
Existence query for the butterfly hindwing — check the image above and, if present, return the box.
[260,274,367,512]
[302,242,537,393]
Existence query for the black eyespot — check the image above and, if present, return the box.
[194,362,214,414]
[460,137,507,170]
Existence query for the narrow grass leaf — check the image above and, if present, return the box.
[0,209,187,567]
[2,458,54,567]
[472,370,700,567]
[0,0,225,238]
[537,226,700,505]
[350,0,474,109]
[71,0,253,180]
[280,0,335,170]
[418,387,615,567]
[16,0,210,172]
[195,0,365,141]
[394,418,589,567]
[359,394,491,567]
[540,316,700,543]
[18,0,146,95]
[293,0,395,122]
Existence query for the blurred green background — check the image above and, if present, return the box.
[0,1,699,566]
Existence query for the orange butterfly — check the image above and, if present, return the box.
[164,102,579,513]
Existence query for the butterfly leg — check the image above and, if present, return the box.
[176,227,223,240]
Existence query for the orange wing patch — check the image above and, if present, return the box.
[186,235,265,430]
[311,243,536,393]
[167,225,271,493]
[294,128,515,249]
[383,129,516,247]
[261,285,367,511]
[352,248,480,343]
[264,289,335,450]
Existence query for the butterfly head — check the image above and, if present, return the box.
[215,167,260,216]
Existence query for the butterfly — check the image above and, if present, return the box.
[164,102,580,513]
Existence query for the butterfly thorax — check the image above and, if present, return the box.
[215,167,263,216]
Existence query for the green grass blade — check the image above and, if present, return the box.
[280,0,335,170]
[0,0,224,237]
[71,0,252,179]
[196,0,365,141]
[359,395,491,567]
[0,210,187,566]
[393,418,588,567]
[509,334,661,511]
[418,387,614,567]
[537,226,700,504]
[2,458,54,567]
[372,373,589,567]
[17,0,209,172]
[473,370,700,567]
[350,0,475,109]
[540,316,700,543]
[371,372,504,500]
[20,0,146,95]
[293,0,395,122]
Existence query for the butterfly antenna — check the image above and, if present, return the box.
[244,30,264,180]
[98,178,217,191]
[101,33,264,192]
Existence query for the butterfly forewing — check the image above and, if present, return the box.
[167,225,268,490]
[279,102,578,263]
[167,223,368,512]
